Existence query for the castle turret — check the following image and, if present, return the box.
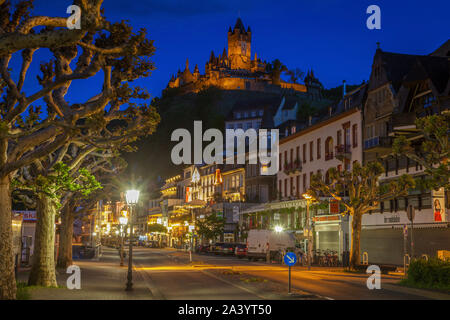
[193,64,200,80]
[227,18,251,70]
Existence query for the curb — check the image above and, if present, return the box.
[382,283,450,300]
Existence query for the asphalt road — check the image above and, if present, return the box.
[126,247,439,300]
[129,247,261,299]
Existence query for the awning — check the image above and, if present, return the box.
[241,204,267,214]
[185,199,207,208]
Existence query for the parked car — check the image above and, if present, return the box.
[221,243,236,255]
[78,245,95,259]
[196,244,211,254]
[234,243,247,258]
[211,242,225,255]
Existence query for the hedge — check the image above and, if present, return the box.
[404,258,450,291]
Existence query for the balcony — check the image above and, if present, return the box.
[392,112,416,132]
[325,152,334,161]
[335,144,351,161]
[283,160,302,175]
[364,136,393,151]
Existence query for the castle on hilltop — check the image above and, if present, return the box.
[166,18,323,99]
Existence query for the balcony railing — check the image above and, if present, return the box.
[335,144,351,160]
[325,152,334,161]
[364,136,393,150]
[283,160,302,175]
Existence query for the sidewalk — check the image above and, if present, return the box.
[18,248,152,300]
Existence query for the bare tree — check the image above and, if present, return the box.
[0,0,158,298]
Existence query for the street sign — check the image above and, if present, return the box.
[284,252,297,266]
[284,252,297,294]
[407,205,415,222]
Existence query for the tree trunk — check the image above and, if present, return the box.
[0,174,16,299]
[349,212,362,270]
[28,195,58,287]
[57,204,74,269]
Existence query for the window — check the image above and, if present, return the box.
[317,138,321,159]
[290,177,294,196]
[251,111,256,117]
[244,112,248,118]
[325,137,333,160]
[279,180,282,196]
[259,110,264,116]
[290,148,293,164]
[345,127,350,147]
[296,175,300,197]
[284,179,287,197]
[310,141,314,161]
[303,174,307,193]
[245,122,252,130]
[296,146,300,162]
[279,153,282,171]
[303,144,307,163]
[352,124,358,147]
[236,112,241,119]
[337,130,342,146]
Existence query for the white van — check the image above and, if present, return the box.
[246,229,295,261]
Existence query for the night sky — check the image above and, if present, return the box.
[13,0,450,103]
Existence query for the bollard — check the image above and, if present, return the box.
[403,254,411,278]
[362,252,369,265]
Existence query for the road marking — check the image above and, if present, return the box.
[200,269,267,300]
[134,263,166,300]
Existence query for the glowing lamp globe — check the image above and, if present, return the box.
[126,190,140,205]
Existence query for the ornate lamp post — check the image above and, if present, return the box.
[302,193,314,271]
[125,189,139,291]
[119,216,128,267]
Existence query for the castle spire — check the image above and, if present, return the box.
[209,50,215,62]
[233,17,246,33]
[222,48,227,59]
[194,64,199,73]
[185,58,189,71]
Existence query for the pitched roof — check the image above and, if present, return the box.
[378,50,422,92]
[403,56,450,93]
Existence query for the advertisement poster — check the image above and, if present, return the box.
[432,188,446,222]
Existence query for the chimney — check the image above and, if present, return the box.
[328,106,332,117]
[343,80,347,97]
[308,115,312,126]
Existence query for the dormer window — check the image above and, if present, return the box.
[259,110,264,116]
[236,112,241,119]
[251,111,256,117]
[244,112,248,118]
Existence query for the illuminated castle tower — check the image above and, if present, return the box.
[227,18,252,70]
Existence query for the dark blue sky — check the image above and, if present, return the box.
[19,0,450,101]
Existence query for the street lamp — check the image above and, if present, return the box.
[125,189,139,291]
[119,216,128,267]
[302,192,314,270]
[274,225,283,233]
